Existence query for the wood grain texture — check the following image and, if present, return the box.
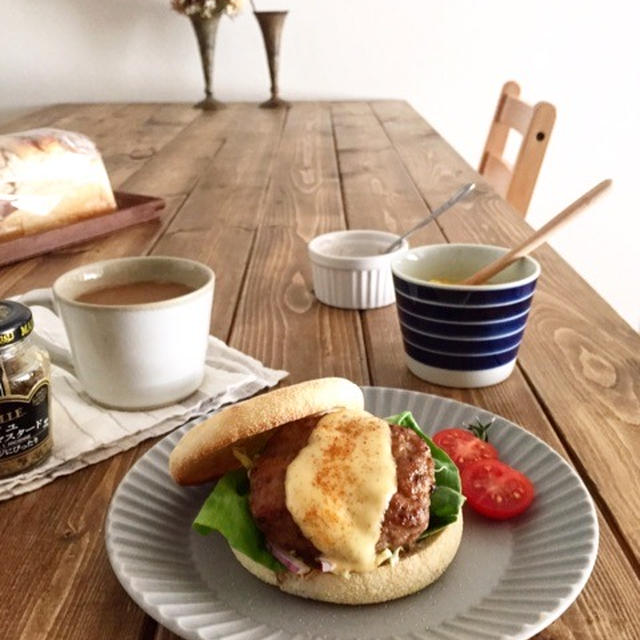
[53,103,201,188]
[152,104,287,341]
[1,102,638,640]
[331,101,444,245]
[0,103,86,134]
[334,102,640,639]
[372,99,640,567]
[122,110,234,199]
[0,448,150,640]
[229,103,368,384]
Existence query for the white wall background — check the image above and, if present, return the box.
[2,0,639,329]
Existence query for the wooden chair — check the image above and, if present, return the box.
[479,81,556,216]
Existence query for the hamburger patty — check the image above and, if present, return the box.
[377,423,435,550]
[249,414,435,564]
[249,416,320,561]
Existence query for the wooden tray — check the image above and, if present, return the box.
[0,191,164,267]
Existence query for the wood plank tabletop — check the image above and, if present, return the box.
[0,102,638,640]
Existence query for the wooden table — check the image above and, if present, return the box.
[1,102,638,640]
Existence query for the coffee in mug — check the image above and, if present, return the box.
[75,281,195,306]
[20,256,215,410]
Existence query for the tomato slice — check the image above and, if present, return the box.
[433,428,499,472]
[461,459,535,520]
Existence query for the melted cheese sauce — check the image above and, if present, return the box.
[285,409,397,574]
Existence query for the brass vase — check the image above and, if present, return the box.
[254,11,289,109]
[190,14,224,110]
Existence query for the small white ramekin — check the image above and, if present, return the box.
[308,230,409,310]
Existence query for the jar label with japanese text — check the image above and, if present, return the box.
[0,380,50,462]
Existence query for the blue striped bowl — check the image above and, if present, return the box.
[392,244,540,387]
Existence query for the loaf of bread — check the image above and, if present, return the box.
[0,128,117,242]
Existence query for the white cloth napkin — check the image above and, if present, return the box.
[0,304,288,501]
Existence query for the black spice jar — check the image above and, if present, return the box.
[0,300,52,477]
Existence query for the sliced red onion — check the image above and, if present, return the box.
[319,557,335,573]
[267,543,310,575]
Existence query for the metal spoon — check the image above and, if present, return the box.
[384,182,476,254]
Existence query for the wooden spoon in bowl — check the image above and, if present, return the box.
[461,179,612,285]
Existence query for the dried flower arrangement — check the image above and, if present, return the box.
[171,0,243,19]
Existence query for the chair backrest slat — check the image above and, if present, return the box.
[499,95,534,135]
[479,81,556,216]
[480,153,512,199]
[508,101,556,215]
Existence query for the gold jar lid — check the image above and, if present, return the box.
[0,300,34,348]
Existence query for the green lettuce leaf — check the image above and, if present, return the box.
[386,411,465,538]
[193,469,283,571]
[193,410,464,569]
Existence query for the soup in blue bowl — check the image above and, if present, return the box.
[392,244,540,388]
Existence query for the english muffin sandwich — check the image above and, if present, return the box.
[169,378,464,605]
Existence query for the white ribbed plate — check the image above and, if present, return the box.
[106,387,598,640]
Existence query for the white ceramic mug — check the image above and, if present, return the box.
[21,256,215,410]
